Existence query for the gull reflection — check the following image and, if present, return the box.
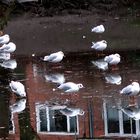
[44,73,65,85]
[60,107,85,117]
[0,53,11,61]
[0,59,17,70]
[91,58,108,71]
[39,102,85,117]
[104,73,122,85]
[121,105,140,120]
[10,98,26,114]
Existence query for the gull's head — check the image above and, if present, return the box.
[102,40,107,44]
[20,91,26,97]
[79,109,85,115]
[20,98,26,104]
[58,51,64,56]
[115,53,121,58]
[132,82,139,87]
[77,83,84,89]
[8,42,16,47]
[4,34,10,40]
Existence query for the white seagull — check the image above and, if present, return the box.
[9,81,26,97]
[120,82,140,96]
[58,82,84,93]
[43,51,64,63]
[105,73,122,85]
[0,59,17,70]
[91,59,108,71]
[0,53,11,61]
[10,99,26,114]
[60,107,85,117]
[121,105,140,120]
[44,73,65,85]
[104,53,121,65]
[0,42,16,53]
[91,40,107,51]
[0,34,10,44]
[91,25,105,33]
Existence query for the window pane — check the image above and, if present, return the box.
[70,116,77,133]
[123,113,136,134]
[39,108,47,131]
[9,113,13,131]
[49,110,67,132]
[107,107,119,133]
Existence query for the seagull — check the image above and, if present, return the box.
[120,82,140,96]
[42,51,64,63]
[9,81,26,97]
[104,53,121,65]
[121,105,140,120]
[91,59,108,71]
[105,73,122,85]
[91,40,107,51]
[91,25,105,33]
[57,82,84,93]
[0,59,17,70]
[0,34,10,45]
[0,42,16,53]
[60,107,85,117]
[44,73,65,85]
[10,99,26,114]
[0,53,11,61]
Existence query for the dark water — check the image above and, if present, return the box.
[0,12,140,140]
[0,51,140,140]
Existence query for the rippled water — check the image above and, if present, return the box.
[0,50,140,139]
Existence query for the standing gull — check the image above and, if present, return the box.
[0,42,16,53]
[104,53,121,70]
[120,82,140,96]
[9,81,26,97]
[104,53,121,65]
[0,34,10,45]
[91,25,105,33]
[91,40,107,51]
[58,82,84,93]
[42,51,64,63]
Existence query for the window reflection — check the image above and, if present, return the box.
[107,107,119,133]
[123,113,136,134]
[9,113,14,133]
[39,108,47,132]
[104,101,140,137]
[49,110,67,132]
[36,104,78,134]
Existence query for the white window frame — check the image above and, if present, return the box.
[103,102,140,138]
[35,103,79,135]
[9,113,15,134]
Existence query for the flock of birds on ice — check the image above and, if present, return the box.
[0,24,140,119]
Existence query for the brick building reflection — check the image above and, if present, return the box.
[9,59,140,140]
